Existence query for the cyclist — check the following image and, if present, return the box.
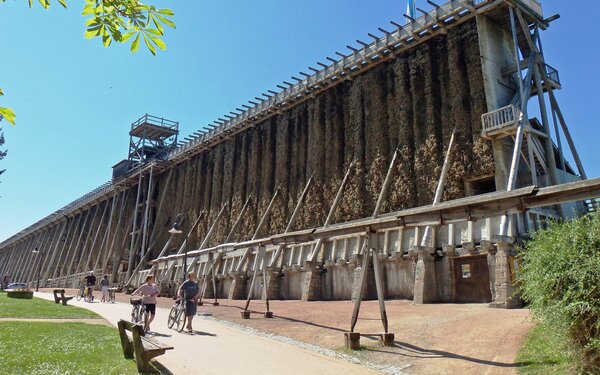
[100,275,110,302]
[178,272,200,333]
[84,271,96,302]
[132,275,160,333]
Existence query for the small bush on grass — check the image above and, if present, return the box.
[519,212,600,374]
[6,289,33,299]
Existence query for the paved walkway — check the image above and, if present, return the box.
[35,292,380,374]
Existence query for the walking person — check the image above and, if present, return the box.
[84,272,96,302]
[100,275,110,302]
[178,272,200,333]
[132,275,160,333]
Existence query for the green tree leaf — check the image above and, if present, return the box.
[143,34,156,55]
[0,107,16,125]
[130,33,141,53]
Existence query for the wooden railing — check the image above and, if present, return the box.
[481,105,522,135]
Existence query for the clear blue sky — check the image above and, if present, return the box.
[0,0,598,242]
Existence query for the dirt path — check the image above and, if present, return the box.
[41,289,532,374]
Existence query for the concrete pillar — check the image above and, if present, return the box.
[462,242,477,256]
[301,261,321,301]
[439,245,456,302]
[227,272,247,300]
[202,275,215,299]
[263,267,280,300]
[482,240,497,301]
[410,246,437,304]
[490,235,519,308]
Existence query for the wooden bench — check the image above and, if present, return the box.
[117,319,174,373]
[52,289,73,305]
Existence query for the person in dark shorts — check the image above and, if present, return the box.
[133,275,160,332]
[178,272,200,333]
[84,272,96,301]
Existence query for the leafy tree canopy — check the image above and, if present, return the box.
[0,0,176,125]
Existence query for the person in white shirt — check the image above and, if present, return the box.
[132,275,160,332]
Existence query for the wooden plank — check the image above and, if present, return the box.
[370,233,388,333]
[236,189,280,272]
[350,247,370,333]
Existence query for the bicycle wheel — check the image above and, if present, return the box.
[167,307,178,329]
[76,288,83,301]
[131,305,140,323]
[176,308,186,333]
[136,306,144,324]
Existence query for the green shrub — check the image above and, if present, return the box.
[519,212,600,374]
[6,290,33,299]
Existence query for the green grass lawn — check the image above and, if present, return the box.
[0,321,139,374]
[518,324,574,374]
[0,292,99,319]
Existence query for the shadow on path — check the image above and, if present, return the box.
[365,341,520,368]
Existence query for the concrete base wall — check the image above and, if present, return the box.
[210,240,518,310]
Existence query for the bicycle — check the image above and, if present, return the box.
[84,285,94,302]
[108,287,117,303]
[76,284,85,301]
[130,297,145,324]
[167,298,186,333]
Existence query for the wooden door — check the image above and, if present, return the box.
[451,254,492,303]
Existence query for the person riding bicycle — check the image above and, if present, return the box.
[100,275,110,302]
[178,272,200,333]
[132,275,160,333]
[84,272,96,302]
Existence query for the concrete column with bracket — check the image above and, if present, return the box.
[227,271,247,300]
[301,261,322,301]
[410,246,437,304]
[263,267,280,300]
[490,235,520,308]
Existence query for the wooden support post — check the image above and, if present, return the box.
[235,189,280,273]
[350,246,370,333]
[41,220,68,287]
[269,176,313,267]
[373,149,398,218]
[224,195,253,243]
[143,170,174,260]
[38,223,66,286]
[62,209,92,283]
[72,205,100,282]
[140,166,154,260]
[102,191,130,278]
[532,63,558,187]
[501,6,533,236]
[91,192,119,273]
[126,171,144,282]
[308,161,355,263]
[526,134,538,186]
[163,211,208,282]
[51,216,77,280]
[547,84,587,179]
[197,195,253,303]
[370,232,389,335]
[241,246,265,318]
[25,226,54,283]
[79,200,110,276]
[422,127,456,247]
[186,205,228,276]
